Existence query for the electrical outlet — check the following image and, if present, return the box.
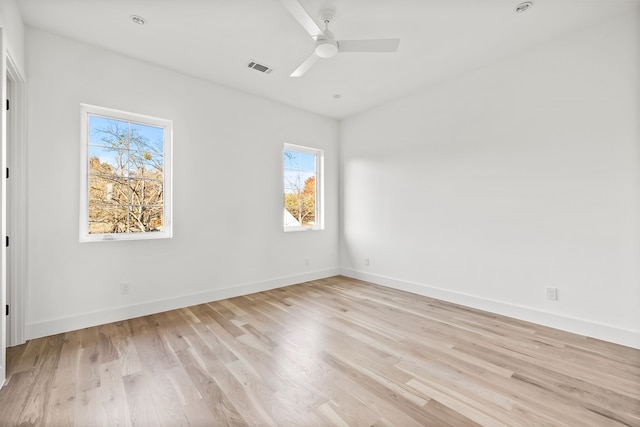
[364,257,370,267]
[305,257,310,267]
[120,282,131,295]
[545,287,558,301]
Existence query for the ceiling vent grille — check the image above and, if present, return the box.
[247,60,273,74]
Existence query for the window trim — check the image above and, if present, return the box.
[283,143,324,232]
[79,104,173,242]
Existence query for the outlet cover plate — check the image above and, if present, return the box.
[120,282,131,295]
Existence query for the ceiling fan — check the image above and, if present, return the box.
[280,0,400,77]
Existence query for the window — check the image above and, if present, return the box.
[283,144,323,231]
[80,104,172,241]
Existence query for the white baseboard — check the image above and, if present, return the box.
[341,268,640,350]
[26,268,340,340]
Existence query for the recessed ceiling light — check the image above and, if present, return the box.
[514,2,533,13]
[130,15,146,25]
[333,94,342,99]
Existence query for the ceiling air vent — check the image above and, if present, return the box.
[247,60,273,74]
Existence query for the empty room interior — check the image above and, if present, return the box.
[0,0,639,425]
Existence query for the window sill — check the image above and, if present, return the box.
[80,231,172,242]
[283,226,322,233]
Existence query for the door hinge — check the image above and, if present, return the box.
[5,305,8,316]
[6,167,8,179]
[5,236,8,247]
[5,99,8,111]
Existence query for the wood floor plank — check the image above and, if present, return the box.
[122,372,162,427]
[0,368,37,422]
[320,363,429,427]
[1,276,639,426]
[164,365,215,427]
[98,359,133,427]
[14,335,64,426]
[42,382,76,427]
[73,387,106,427]
[146,372,191,427]
[176,351,247,426]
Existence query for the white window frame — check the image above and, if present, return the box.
[283,143,324,232]
[80,104,173,242]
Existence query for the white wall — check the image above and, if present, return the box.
[340,11,640,348]
[0,0,25,72]
[25,29,339,339]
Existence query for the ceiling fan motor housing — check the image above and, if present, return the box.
[315,38,338,58]
[315,11,338,58]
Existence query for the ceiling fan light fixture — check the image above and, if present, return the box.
[315,39,338,58]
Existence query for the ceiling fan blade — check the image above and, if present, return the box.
[290,52,320,77]
[279,0,323,38]
[338,39,400,53]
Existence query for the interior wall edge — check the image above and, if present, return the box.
[24,268,340,341]
[340,268,640,350]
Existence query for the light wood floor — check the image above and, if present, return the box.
[1,276,639,426]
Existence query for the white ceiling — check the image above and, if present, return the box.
[16,0,639,119]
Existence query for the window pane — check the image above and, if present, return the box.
[284,171,315,192]
[89,116,130,148]
[88,176,127,205]
[283,145,322,230]
[130,123,164,155]
[284,189,315,226]
[283,150,300,170]
[81,105,172,241]
[284,150,315,172]
[89,145,128,175]
[127,178,164,207]
[88,205,129,234]
[128,149,164,176]
[299,152,316,173]
[127,204,164,233]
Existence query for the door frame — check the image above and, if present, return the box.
[0,27,6,386]
[0,29,26,387]
[6,49,26,347]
